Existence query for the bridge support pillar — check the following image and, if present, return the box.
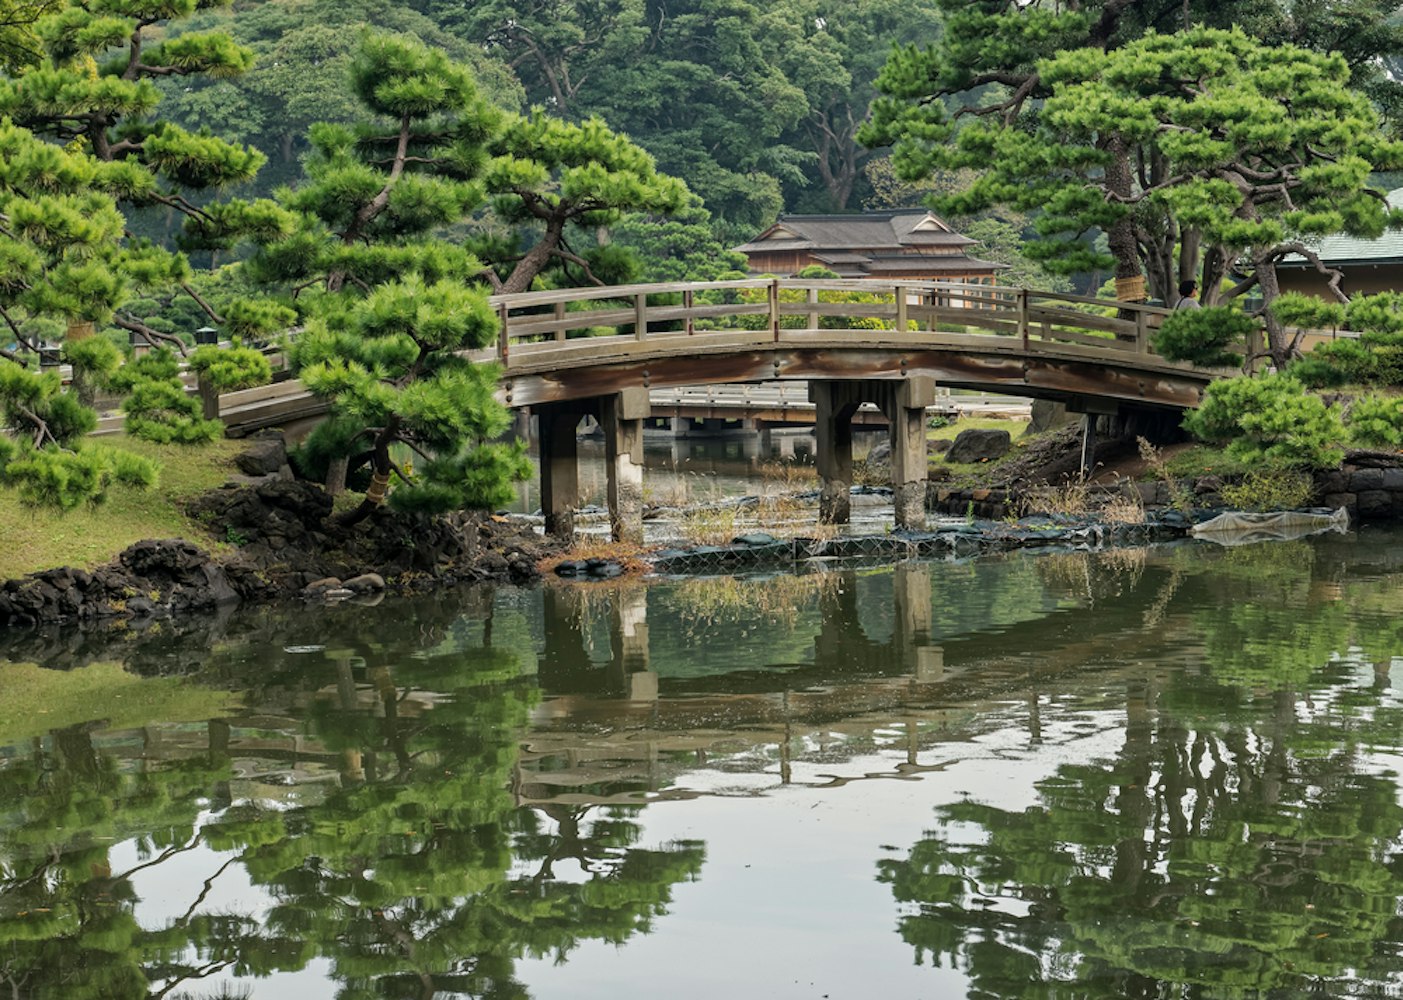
[882,377,934,531]
[811,382,860,524]
[538,403,585,540]
[603,388,649,544]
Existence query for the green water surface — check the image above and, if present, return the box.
[3,528,1403,999]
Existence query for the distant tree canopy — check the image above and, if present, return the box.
[150,0,947,236]
[866,17,1403,365]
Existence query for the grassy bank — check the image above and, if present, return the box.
[927,414,1031,444]
[0,435,245,579]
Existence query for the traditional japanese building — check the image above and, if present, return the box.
[733,210,1005,283]
[1278,188,1403,298]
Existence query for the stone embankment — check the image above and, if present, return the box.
[931,449,1403,522]
[0,435,554,627]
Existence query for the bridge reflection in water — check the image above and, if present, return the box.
[8,534,1403,997]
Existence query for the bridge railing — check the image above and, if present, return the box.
[485,278,1208,369]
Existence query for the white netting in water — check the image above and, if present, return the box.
[1189,507,1350,545]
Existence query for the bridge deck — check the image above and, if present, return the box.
[85,279,1283,436]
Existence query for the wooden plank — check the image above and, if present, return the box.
[1035,329,1133,351]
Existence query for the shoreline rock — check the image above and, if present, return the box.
[0,478,558,628]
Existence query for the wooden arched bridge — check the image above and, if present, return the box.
[212,277,1253,541]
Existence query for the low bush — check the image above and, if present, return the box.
[1219,467,1315,511]
[1185,374,1344,469]
[1346,394,1403,448]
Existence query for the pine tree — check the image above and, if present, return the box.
[252,31,689,522]
[0,0,293,352]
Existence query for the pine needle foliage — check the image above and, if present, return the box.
[1185,374,1345,469]
[0,357,158,508]
[1152,307,1252,369]
[112,348,221,444]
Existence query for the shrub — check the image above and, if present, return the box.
[1152,305,1253,367]
[1346,394,1403,448]
[1271,291,1347,330]
[115,348,222,444]
[1289,338,1376,388]
[188,341,272,392]
[1185,374,1344,469]
[1219,468,1315,511]
[1345,291,1403,336]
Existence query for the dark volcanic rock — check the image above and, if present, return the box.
[945,428,1012,464]
[234,433,288,477]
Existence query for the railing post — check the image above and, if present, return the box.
[554,301,567,343]
[806,286,819,331]
[769,278,780,342]
[894,285,907,332]
[498,302,510,365]
[634,292,647,341]
[1247,326,1265,374]
[685,288,695,336]
[1018,288,1029,350]
[1135,306,1148,355]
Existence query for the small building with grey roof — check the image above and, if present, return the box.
[733,210,1006,283]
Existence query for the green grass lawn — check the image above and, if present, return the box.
[927,415,1031,443]
[0,434,246,579]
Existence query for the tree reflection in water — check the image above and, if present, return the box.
[0,594,703,999]
[882,540,1403,998]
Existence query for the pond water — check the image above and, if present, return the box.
[5,528,1403,998]
[512,432,905,540]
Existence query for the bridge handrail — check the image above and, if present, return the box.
[486,278,773,309]
[486,277,1197,367]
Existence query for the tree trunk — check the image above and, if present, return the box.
[1200,244,1228,307]
[1104,137,1145,335]
[500,218,566,295]
[338,426,395,526]
[1254,248,1292,369]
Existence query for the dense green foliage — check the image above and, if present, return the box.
[1185,374,1345,469]
[254,32,541,519]
[1152,306,1253,369]
[187,339,270,392]
[111,348,222,443]
[0,358,158,507]
[0,0,288,351]
[867,19,1403,364]
[1345,393,1403,448]
[159,0,943,230]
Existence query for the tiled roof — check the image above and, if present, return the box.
[1280,188,1403,266]
[734,210,960,254]
[734,210,994,276]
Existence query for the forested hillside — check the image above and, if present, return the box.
[154,0,944,236]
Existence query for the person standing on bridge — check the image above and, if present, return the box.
[1174,280,1200,310]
